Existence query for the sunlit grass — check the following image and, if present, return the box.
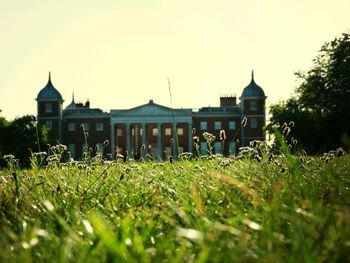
[1,149,350,262]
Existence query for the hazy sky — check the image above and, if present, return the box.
[0,0,349,120]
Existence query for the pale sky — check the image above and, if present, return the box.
[0,0,349,120]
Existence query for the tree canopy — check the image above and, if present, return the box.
[268,32,350,153]
[0,114,47,167]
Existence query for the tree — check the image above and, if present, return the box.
[268,32,350,153]
[1,115,48,167]
[0,111,10,166]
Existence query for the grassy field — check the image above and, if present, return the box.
[0,142,350,262]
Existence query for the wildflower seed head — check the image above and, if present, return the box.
[193,136,200,143]
[192,128,196,135]
[283,126,291,136]
[281,122,287,131]
[254,154,262,163]
[170,138,174,145]
[220,130,226,141]
[103,140,109,147]
[241,117,248,127]
[289,121,295,127]
[141,144,146,150]
[203,132,215,143]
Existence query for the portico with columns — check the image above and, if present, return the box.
[110,100,193,159]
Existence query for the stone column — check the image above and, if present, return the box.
[110,124,115,157]
[188,122,193,153]
[126,123,131,154]
[157,123,162,159]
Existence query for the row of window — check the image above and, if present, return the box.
[116,127,184,137]
[200,121,237,131]
[69,122,104,132]
[45,120,258,133]
[199,141,237,155]
[43,101,258,114]
[44,121,105,132]
[200,118,258,130]
[68,143,105,158]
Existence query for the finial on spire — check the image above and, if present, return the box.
[49,71,51,81]
[251,70,254,81]
[72,92,75,102]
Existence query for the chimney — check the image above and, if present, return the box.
[220,94,236,107]
[85,99,90,108]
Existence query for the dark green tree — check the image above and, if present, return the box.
[0,110,10,166]
[268,32,350,153]
[1,115,48,167]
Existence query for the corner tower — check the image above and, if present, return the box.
[36,72,64,144]
[240,71,267,146]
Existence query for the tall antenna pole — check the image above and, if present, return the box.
[167,77,179,158]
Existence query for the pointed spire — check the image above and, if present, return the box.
[72,92,75,103]
[251,70,254,81]
[47,71,53,86]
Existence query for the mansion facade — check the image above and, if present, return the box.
[36,72,266,159]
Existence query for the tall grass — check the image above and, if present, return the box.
[0,137,349,262]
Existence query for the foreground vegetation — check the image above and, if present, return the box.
[0,141,350,262]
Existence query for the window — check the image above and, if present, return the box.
[200,142,207,155]
[165,128,172,136]
[82,123,90,131]
[200,121,207,130]
[215,142,222,154]
[45,102,52,113]
[117,128,123,136]
[177,128,184,136]
[68,123,76,131]
[250,101,257,111]
[229,121,236,130]
[68,144,76,158]
[152,128,158,136]
[214,121,222,130]
[96,122,104,131]
[250,118,258,128]
[45,120,52,131]
[229,142,236,155]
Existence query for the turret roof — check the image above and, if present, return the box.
[36,72,63,102]
[241,71,265,98]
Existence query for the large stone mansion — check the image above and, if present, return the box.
[36,72,266,159]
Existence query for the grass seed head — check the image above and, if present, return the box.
[220,130,226,141]
[241,117,248,127]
